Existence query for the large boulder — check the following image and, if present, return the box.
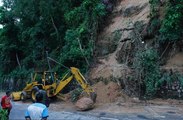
[75,97,94,111]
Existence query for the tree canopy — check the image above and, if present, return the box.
[0,0,107,81]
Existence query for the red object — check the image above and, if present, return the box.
[1,95,12,109]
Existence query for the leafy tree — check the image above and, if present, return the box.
[0,0,107,89]
[159,0,183,42]
[136,48,160,98]
[61,0,106,69]
[0,0,20,75]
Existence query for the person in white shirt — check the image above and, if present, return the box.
[25,91,49,120]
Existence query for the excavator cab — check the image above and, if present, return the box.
[11,71,57,102]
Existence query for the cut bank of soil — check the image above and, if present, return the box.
[92,81,122,103]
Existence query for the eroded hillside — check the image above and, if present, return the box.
[89,0,150,80]
[89,0,183,100]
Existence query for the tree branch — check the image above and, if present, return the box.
[50,16,59,41]
[16,53,21,69]
[77,38,89,66]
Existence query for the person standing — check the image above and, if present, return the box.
[1,90,12,119]
[25,91,49,120]
[39,90,50,108]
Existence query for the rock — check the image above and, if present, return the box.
[123,4,138,17]
[122,3,148,17]
[75,97,94,111]
[131,97,140,103]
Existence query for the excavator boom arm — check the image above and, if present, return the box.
[55,67,97,102]
[70,67,94,94]
[54,75,73,96]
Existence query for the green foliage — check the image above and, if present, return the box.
[0,109,8,120]
[179,75,183,87]
[112,30,122,43]
[136,48,160,98]
[147,0,161,37]
[156,72,170,88]
[156,71,183,99]
[157,72,183,88]
[60,0,106,68]
[159,0,183,42]
[60,29,89,68]
[149,0,160,18]
[0,0,107,90]
[10,67,31,90]
[143,0,183,99]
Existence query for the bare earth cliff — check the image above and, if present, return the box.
[89,0,183,104]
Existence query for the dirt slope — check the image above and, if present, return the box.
[162,52,183,73]
[89,0,150,80]
[85,0,151,105]
[89,0,183,105]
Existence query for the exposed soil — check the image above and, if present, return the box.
[49,81,183,114]
[89,0,150,80]
[162,52,183,73]
[166,52,183,67]
[49,81,125,111]
[92,81,122,103]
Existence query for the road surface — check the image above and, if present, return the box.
[9,101,183,120]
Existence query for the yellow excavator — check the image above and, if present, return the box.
[11,67,97,103]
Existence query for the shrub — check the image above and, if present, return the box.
[136,48,160,98]
[0,109,8,120]
[159,0,183,42]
